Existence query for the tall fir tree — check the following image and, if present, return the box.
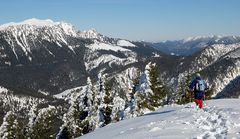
[148,63,168,107]
[135,64,155,114]
[62,99,92,138]
[112,95,125,122]
[85,77,97,131]
[86,77,94,113]
[0,111,16,139]
[91,76,103,129]
[131,69,141,101]
[30,106,57,139]
[102,78,113,126]
[26,104,38,138]
[125,69,141,118]
[177,73,193,104]
[76,77,95,135]
[61,77,95,138]
[13,119,25,139]
[95,72,106,127]
[69,99,82,137]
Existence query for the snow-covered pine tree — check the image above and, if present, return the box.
[30,106,57,139]
[85,77,100,131]
[77,77,95,135]
[57,105,77,139]
[136,91,154,112]
[134,63,155,113]
[177,73,193,104]
[112,95,125,122]
[0,111,22,139]
[27,104,38,135]
[60,78,95,138]
[13,119,24,139]
[176,77,186,104]
[70,99,82,137]
[94,72,106,127]
[124,69,141,118]
[131,69,141,103]
[86,77,94,113]
[91,76,103,129]
[148,63,168,107]
[102,78,113,126]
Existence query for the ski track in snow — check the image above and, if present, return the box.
[79,99,240,139]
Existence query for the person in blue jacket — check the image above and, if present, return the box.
[189,73,207,108]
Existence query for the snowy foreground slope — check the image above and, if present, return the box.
[79,99,240,139]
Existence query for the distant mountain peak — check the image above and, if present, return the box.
[150,35,240,55]
[83,28,100,37]
[0,18,60,30]
[85,28,98,34]
[79,28,105,40]
[0,18,79,37]
[19,18,57,26]
[0,18,111,41]
[183,35,223,43]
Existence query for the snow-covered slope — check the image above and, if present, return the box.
[84,41,138,71]
[79,99,240,139]
[117,40,136,47]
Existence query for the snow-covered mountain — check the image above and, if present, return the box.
[1,18,240,139]
[79,99,240,139]
[1,18,238,98]
[0,18,159,95]
[149,35,240,55]
[0,18,239,101]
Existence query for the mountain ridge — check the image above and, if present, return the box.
[148,35,240,55]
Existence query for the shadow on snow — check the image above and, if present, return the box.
[143,110,175,116]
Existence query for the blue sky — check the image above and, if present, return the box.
[0,0,240,41]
